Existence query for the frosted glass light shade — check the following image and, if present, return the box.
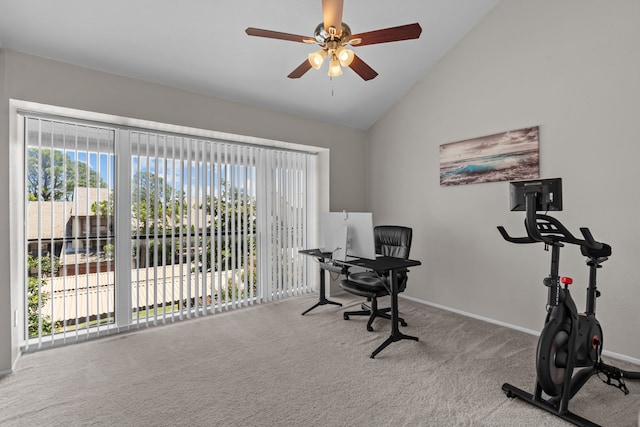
[308,49,328,69]
[336,47,354,66]
[327,56,343,77]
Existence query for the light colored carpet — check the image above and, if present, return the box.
[1,293,639,427]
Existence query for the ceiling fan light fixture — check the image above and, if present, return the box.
[246,2,421,82]
[327,54,343,77]
[336,46,354,66]
[308,49,328,69]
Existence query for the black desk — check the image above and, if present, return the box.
[299,249,344,315]
[300,249,422,358]
[339,256,422,358]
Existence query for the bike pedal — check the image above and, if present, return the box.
[599,365,630,395]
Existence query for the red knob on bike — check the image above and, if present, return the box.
[560,276,573,285]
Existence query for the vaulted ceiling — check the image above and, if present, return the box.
[0,0,500,130]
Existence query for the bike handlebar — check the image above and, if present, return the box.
[497,225,537,244]
[497,214,604,251]
[578,227,603,249]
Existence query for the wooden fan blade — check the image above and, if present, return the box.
[349,54,378,81]
[350,23,422,46]
[245,27,310,43]
[322,0,343,32]
[288,60,313,79]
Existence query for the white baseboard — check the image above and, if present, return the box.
[602,349,640,366]
[401,294,640,367]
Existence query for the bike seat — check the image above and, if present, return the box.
[581,243,611,259]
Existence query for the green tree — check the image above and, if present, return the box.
[131,171,186,268]
[91,191,114,219]
[27,255,60,337]
[201,181,257,271]
[131,171,184,234]
[27,148,107,201]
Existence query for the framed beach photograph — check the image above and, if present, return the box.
[439,126,539,186]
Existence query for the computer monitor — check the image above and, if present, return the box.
[320,211,376,261]
[344,212,376,260]
[509,177,563,212]
[320,213,347,261]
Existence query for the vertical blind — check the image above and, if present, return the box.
[25,117,116,349]
[24,115,314,349]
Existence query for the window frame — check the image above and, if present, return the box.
[13,100,328,351]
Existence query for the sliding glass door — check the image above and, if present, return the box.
[128,131,260,323]
[24,114,314,348]
[26,117,116,343]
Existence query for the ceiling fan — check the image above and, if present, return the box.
[245,0,422,81]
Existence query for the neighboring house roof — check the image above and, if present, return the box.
[28,187,213,242]
[28,187,110,241]
[27,201,70,240]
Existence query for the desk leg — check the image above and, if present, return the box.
[301,263,342,315]
[370,268,419,358]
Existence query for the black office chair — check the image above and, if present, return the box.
[339,225,412,332]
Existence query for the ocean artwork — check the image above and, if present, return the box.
[439,126,539,186]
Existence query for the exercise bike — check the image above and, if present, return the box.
[497,179,640,427]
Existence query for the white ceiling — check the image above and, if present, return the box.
[0,0,500,130]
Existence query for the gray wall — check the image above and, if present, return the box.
[368,0,640,360]
[0,49,368,372]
